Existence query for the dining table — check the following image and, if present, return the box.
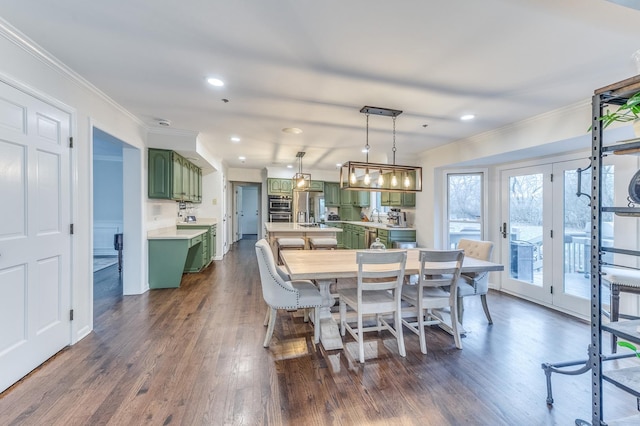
[280,248,505,350]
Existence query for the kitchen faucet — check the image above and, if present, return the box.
[369,208,382,223]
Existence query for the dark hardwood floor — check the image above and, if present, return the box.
[1,237,639,425]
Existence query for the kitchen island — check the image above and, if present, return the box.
[264,222,343,256]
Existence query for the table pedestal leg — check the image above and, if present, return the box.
[314,278,343,350]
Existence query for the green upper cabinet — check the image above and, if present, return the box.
[148,148,172,198]
[340,189,369,207]
[309,180,324,192]
[148,148,202,202]
[380,191,415,207]
[267,178,293,196]
[324,182,340,206]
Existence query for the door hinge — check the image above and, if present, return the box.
[550,286,553,294]
[550,173,553,182]
[70,309,74,321]
[70,224,74,234]
[69,137,73,148]
[550,229,553,238]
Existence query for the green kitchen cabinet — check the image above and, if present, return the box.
[339,205,362,221]
[148,148,202,202]
[148,231,206,288]
[148,148,172,198]
[267,178,293,195]
[177,223,215,271]
[377,228,416,248]
[380,191,415,207]
[353,226,365,249]
[309,180,324,192]
[340,189,369,207]
[324,182,340,206]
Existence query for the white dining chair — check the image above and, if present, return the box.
[339,250,407,363]
[401,249,465,354]
[255,239,322,347]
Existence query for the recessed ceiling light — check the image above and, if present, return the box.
[287,164,293,169]
[361,148,369,153]
[230,137,240,142]
[157,119,171,126]
[460,114,475,121]
[207,78,224,87]
[336,163,342,167]
[282,127,303,134]
[238,156,246,161]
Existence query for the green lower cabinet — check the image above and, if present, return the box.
[354,227,365,249]
[149,234,203,288]
[177,224,215,270]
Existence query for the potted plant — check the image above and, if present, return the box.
[598,91,640,135]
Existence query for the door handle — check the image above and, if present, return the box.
[500,223,509,239]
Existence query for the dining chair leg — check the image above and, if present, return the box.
[450,303,463,350]
[339,300,346,336]
[263,307,277,348]
[357,314,365,363]
[395,309,406,357]
[263,306,271,327]
[418,308,427,354]
[313,306,320,344]
[481,294,493,324]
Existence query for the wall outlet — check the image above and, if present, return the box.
[212,198,217,205]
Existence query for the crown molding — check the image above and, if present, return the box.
[0,17,145,128]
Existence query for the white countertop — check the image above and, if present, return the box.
[264,222,343,233]
[148,227,208,240]
[325,221,416,231]
[175,218,217,226]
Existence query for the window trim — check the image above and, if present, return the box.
[442,169,488,249]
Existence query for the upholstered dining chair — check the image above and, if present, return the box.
[401,249,465,354]
[339,250,407,363]
[255,239,322,347]
[456,239,495,325]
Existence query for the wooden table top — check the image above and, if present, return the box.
[281,248,504,281]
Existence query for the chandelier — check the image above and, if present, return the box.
[292,151,311,190]
[339,106,422,193]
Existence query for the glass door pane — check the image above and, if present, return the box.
[501,165,552,303]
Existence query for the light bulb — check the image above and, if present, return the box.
[403,173,411,188]
[377,171,384,186]
[391,173,398,187]
[363,168,370,185]
[297,177,305,188]
[350,168,357,184]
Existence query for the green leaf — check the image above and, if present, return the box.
[618,341,640,358]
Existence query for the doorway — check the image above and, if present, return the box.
[232,182,261,241]
[92,129,124,318]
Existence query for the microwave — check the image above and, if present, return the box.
[269,196,292,211]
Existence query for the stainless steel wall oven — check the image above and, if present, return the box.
[268,195,292,222]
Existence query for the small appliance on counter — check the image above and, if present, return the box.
[387,208,407,227]
[327,213,340,221]
[185,215,197,222]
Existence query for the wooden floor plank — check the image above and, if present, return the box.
[1,237,639,425]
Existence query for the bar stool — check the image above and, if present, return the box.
[308,237,338,250]
[276,237,306,264]
[601,267,640,353]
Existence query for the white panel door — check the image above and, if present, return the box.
[0,81,71,393]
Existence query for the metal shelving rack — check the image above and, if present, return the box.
[579,74,640,426]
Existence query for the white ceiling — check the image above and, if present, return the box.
[1,0,639,171]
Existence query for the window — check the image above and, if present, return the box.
[447,172,484,248]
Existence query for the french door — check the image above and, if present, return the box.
[501,159,614,317]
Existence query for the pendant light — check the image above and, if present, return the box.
[292,151,311,190]
[339,106,422,193]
